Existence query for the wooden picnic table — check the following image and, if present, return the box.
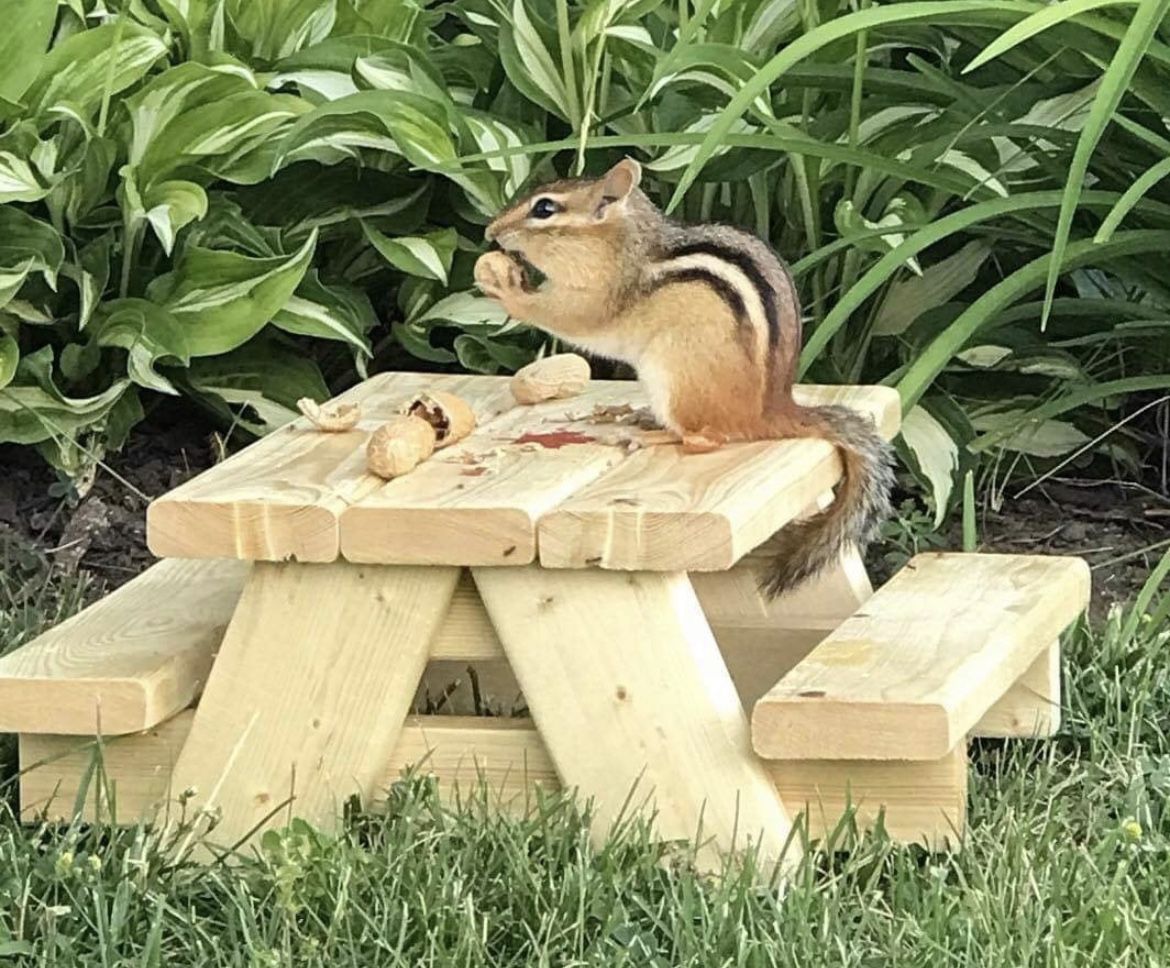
[145,371,901,872]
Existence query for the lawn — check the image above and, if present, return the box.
[2,531,1168,966]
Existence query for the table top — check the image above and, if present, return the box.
[146,373,900,571]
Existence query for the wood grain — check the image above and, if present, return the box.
[473,565,799,876]
[146,374,515,562]
[168,561,458,852]
[752,553,1090,761]
[21,713,965,848]
[0,558,249,735]
[977,642,1061,738]
[537,385,901,571]
[339,384,638,566]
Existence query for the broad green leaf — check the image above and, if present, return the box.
[416,290,511,329]
[0,151,50,203]
[185,336,329,435]
[873,241,992,336]
[354,45,449,104]
[0,0,56,103]
[0,207,65,291]
[1041,0,1170,328]
[149,230,318,357]
[276,89,456,169]
[95,297,190,395]
[362,223,456,284]
[228,0,338,62]
[0,333,17,389]
[498,0,571,120]
[899,405,959,526]
[970,411,1091,457]
[271,270,376,358]
[957,345,1013,367]
[62,233,114,330]
[965,0,1139,73]
[0,347,130,445]
[143,180,210,254]
[462,114,530,196]
[453,331,533,373]
[24,22,168,120]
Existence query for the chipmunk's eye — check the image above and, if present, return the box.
[529,197,559,219]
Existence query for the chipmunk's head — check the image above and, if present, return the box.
[484,157,648,273]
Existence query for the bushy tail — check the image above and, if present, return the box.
[760,405,895,599]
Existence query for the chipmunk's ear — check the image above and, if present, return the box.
[594,157,642,220]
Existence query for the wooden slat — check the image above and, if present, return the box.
[20,713,965,848]
[146,374,516,562]
[537,385,901,571]
[0,559,249,735]
[752,553,1090,761]
[168,561,459,852]
[473,566,798,877]
[339,383,639,566]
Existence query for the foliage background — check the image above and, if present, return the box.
[2,0,1169,520]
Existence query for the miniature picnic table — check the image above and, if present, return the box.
[145,371,902,871]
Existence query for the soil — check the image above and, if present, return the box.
[0,397,1166,620]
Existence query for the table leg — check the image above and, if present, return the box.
[169,560,458,853]
[472,566,799,878]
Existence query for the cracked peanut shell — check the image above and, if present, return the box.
[404,391,476,449]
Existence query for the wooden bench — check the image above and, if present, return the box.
[8,550,1082,849]
[751,552,1090,761]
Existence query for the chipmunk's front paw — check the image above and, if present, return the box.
[474,251,526,302]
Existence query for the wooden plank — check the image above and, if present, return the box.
[0,559,249,736]
[146,374,515,562]
[168,561,458,852]
[21,714,964,848]
[977,642,1061,738]
[473,566,798,877]
[752,553,1090,761]
[537,385,901,571]
[339,383,640,566]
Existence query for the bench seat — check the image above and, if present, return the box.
[751,553,1090,761]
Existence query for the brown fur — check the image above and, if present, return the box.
[475,158,895,596]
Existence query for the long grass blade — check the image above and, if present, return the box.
[1038,0,1170,329]
[1094,156,1170,242]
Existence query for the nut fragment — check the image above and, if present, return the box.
[366,415,437,479]
[511,353,591,404]
[297,397,361,432]
[403,391,476,449]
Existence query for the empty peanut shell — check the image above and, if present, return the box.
[367,415,437,479]
[297,397,361,432]
[511,354,591,404]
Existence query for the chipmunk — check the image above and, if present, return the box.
[473,157,894,597]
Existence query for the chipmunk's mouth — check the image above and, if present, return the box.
[498,245,547,292]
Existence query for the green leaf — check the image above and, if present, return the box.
[896,230,1170,411]
[965,0,1138,73]
[899,404,960,526]
[24,22,169,120]
[149,230,318,357]
[271,270,376,358]
[1040,0,1170,328]
[501,0,571,121]
[143,180,210,254]
[0,0,56,104]
[0,150,50,203]
[970,411,1091,457]
[873,241,992,336]
[1095,155,1170,242]
[228,0,338,62]
[0,207,65,300]
[0,332,17,389]
[185,335,329,435]
[0,347,130,446]
[95,297,190,395]
[416,290,511,329]
[362,223,456,284]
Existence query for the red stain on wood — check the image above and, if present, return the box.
[513,430,597,449]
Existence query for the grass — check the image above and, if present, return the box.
[1,536,1169,965]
